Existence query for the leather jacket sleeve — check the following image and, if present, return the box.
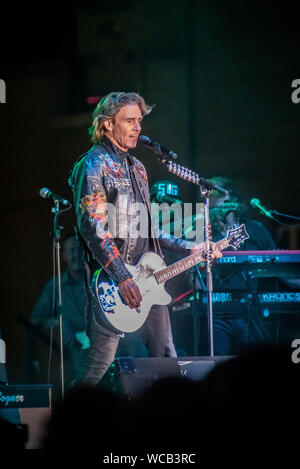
[69,152,133,284]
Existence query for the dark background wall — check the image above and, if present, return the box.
[1,0,300,383]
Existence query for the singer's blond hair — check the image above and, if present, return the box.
[88,91,154,144]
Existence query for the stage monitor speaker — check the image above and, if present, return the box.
[0,384,52,449]
[109,356,233,399]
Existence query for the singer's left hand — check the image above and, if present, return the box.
[192,241,222,260]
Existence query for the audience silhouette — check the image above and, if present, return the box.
[39,343,300,454]
[1,344,297,451]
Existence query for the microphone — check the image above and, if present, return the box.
[250,198,274,219]
[139,135,177,160]
[39,187,71,206]
[206,181,229,195]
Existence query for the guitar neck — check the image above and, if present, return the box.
[215,237,230,252]
[155,237,229,284]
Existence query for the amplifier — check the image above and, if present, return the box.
[0,384,52,449]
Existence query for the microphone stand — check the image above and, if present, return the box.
[157,158,220,356]
[200,186,214,356]
[191,264,207,356]
[52,200,65,400]
[191,267,200,356]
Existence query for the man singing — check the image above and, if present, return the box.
[69,91,221,385]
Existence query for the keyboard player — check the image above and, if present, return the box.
[202,177,300,355]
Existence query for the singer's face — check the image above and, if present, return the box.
[105,104,143,151]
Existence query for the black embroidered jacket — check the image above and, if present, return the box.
[69,137,193,284]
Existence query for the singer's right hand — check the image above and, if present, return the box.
[119,278,142,309]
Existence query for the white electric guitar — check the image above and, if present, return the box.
[92,224,249,333]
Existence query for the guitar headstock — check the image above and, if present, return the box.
[226,224,249,250]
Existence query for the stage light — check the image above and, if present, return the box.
[85,96,104,105]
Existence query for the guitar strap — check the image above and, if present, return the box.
[130,157,164,260]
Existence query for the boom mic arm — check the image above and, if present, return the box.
[165,161,228,194]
